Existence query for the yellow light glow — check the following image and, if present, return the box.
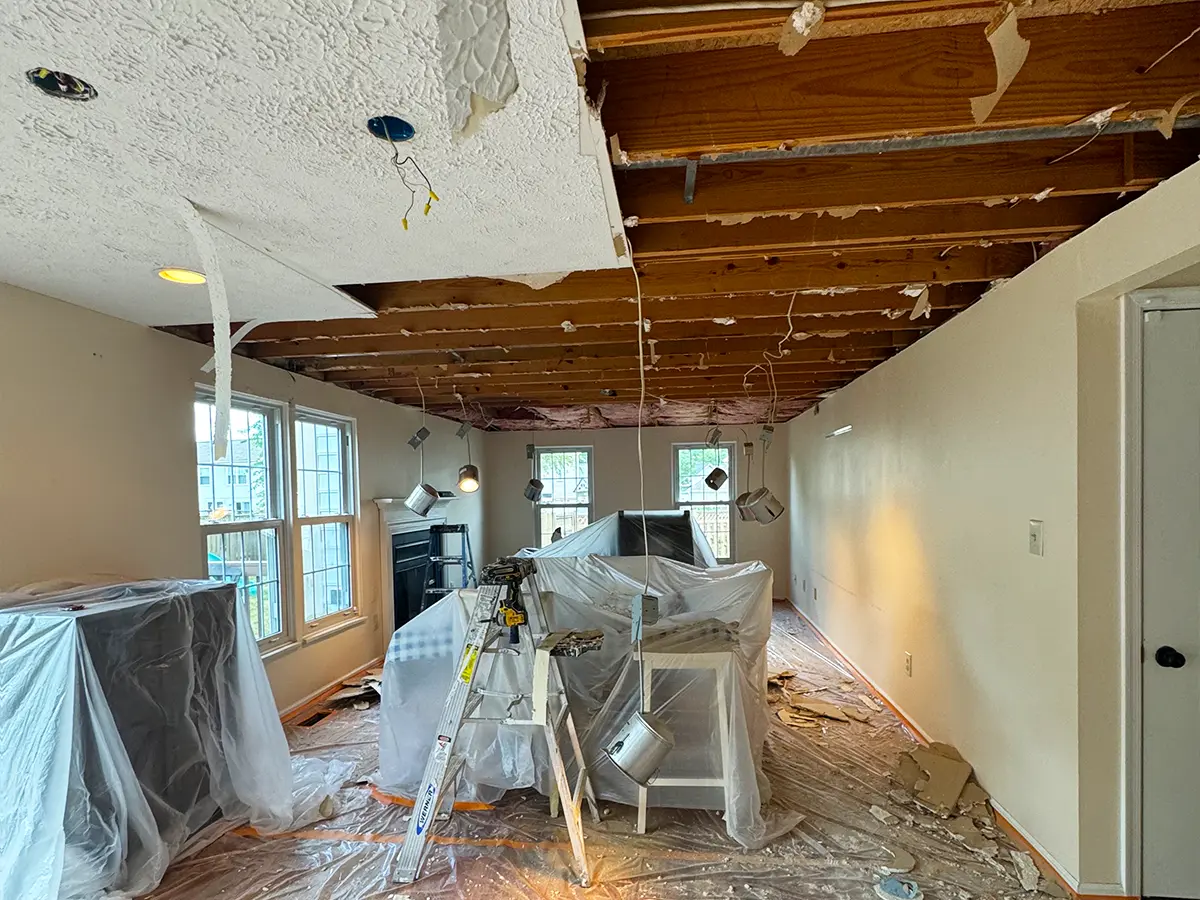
[458,475,480,493]
[157,267,207,285]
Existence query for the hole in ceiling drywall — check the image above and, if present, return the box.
[26,68,97,101]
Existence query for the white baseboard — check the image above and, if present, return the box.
[279,655,384,718]
[990,800,1084,892]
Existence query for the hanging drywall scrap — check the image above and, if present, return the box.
[26,68,97,101]
[778,0,825,56]
[438,0,519,136]
[178,199,232,462]
[369,116,439,230]
[1153,90,1200,139]
[969,6,1029,125]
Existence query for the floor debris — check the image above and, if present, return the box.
[875,875,924,900]
[789,697,850,722]
[1010,850,1041,892]
[870,805,900,826]
[146,607,1057,900]
[906,744,973,815]
[881,846,916,874]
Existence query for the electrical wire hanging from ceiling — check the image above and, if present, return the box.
[381,120,439,231]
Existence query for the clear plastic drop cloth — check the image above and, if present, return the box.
[515,511,718,567]
[378,554,794,848]
[145,606,1044,900]
[0,580,350,900]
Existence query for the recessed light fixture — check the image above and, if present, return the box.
[26,68,97,101]
[157,267,207,285]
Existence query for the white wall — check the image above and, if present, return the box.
[483,425,790,589]
[0,283,484,712]
[786,161,1200,891]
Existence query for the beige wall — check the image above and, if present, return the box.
[786,162,1200,891]
[482,425,790,588]
[0,283,484,712]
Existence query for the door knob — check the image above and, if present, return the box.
[1155,646,1187,668]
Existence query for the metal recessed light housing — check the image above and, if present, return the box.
[407,426,431,449]
[26,68,97,101]
[705,426,722,448]
[457,464,480,493]
[157,267,207,285]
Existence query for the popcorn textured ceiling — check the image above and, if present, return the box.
[0,0,623,326]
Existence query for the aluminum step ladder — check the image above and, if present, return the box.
[393,558,600,886]
[420,524,477,611]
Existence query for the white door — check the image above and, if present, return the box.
[1143,304,1200,898]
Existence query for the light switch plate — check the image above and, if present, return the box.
[1029,519,1045,556]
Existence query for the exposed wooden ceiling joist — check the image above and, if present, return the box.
[583,0,1194,57]
[246,307,954,359]
[618,134,1193,224]
[244,284,977,343]
[588,3,1200,158]
[629,195,1115,262]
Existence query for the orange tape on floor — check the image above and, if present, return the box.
[371,784,494,812]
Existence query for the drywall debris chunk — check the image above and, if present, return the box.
[1154,91,1200,139]
[500,272,570,290]
[881,846,916,874]
[561,320,577,333]
[945,816,998,856]
[768,670,798,689]
[843,707,872,723]
[777,707,820,728]
[438,0,519,136]
[860,694,884,712]
[1071,103,1127,129]
[643,318,651,333]
[791,698,850,722]
[888,789,913,806]
[970,7,1030,124]
[870,805,900,825]
[779,0,825,56]
[623,215,640,228]
[957,781,991,820]
[1042,879,1069,897]
[896,754,924,791]
[1031,187,1053,202]
[713,317,737,325]
[907,745,973,814]
[909,287,931,320]
[1010,850,1040,891]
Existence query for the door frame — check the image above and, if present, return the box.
[1121,287,1200,898]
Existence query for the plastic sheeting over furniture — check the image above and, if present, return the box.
[517,511,718,566]
[378,555,797,848]
[0,580,349,900]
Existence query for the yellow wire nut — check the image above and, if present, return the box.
[402,217,409,231]
[423,201,431,216]
[429,190,440,202]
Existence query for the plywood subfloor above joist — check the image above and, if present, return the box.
[582,0,1198,57]
[588,3,1200,158]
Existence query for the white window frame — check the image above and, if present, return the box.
[196,388,293,650]
[672,442,736,563]
[292,407,360,631]
[534,446,594,548]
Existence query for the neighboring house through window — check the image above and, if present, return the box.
[194,391,359,648]
[673,443,734,562]
[535,447,592,548]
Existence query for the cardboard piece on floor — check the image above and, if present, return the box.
[909,745,972,814]
[790,698,850,722]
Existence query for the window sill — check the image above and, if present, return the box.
[301,613,368,647]
[261,639,301,663]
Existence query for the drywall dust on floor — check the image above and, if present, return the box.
[145,608,1055,899]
